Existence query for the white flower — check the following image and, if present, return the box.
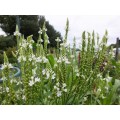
[29,80,34,86]
[42,57,48,63]
[70,55,74,58]
[62,83,66,88]
[1,76,6,81]
[105,86,109,91]
[51,73,56,79]
[39,39,43,42]
[63,88,67,92]
[1,64,7,70]
[23,56,26,61]
[54,86,57,89]
[29,44,32,49]
[36,57,42,63]
[42,69,46,75]
[8,63,13,68]
[97,74,102,78]
[76,73,80,77]
[105,76,112,82]
[6,87,9,93]
[14,31,21,36]
[109,51,115,57]
[28,57,32,61]
[18,56,26,62]
[57,59,62,63]
[21,42,28,48]
[63,57,70,64]
[43,28,47,32]
[18,56,21,62]
[38,29,42,34]
[97,88,101,93]
[35,77,41,82]
[48,40,50,44]
[55,38,61,42]
[54,64,57,68]
[31,76,34,80]
[104,62,107,66]
[46,71,50,79]
[48,95,51,98]
[31,39,34,44]
[65,60,70,64]
[41,39,43,42]
[60,43,68,47]
[16,81,22,85]
[56,82,60,86]
[32,69,36,76]
[56,87,60,91]
[31,54,36,61]
[1,63,13,70]
[22,95,26,100]
[57,91,62,97]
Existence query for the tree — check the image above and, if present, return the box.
[0,15,39,40]
[0,15,62,47]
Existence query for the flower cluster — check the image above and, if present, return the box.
[54,82,67,97]
[38,29,42,34]
[104,76,112,83]
[19,38,34,49]
[18,56,26,62]
[29,76,41,87]
[60,42,68,48]
[57,56,70,64]
[55,37,61,42]
[14,31,21,36]
[74,68,80,77]
[1,63,13,70]
[42,69,56,80]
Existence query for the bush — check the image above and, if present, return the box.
[0,47,17,64]
[0,35,16,50]
[0,53,4,64]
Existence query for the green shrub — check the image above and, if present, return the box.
[0,53,4,64]
[0,35,16,50]
[0,47,17,64]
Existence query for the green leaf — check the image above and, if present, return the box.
[47,54,55,68]
[4,52,9,64]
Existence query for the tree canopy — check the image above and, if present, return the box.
[0,15,62,47]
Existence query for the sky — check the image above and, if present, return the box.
[0,15,120,47]
[45,15,120,46]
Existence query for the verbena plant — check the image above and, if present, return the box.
[0,19,120,105]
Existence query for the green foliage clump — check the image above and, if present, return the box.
[0,15,62,48]
[0,35,16,50]
[0,47,17,64]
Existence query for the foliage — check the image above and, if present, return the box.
[0,35,16,50]
[0,47,17,64]
[0,20,120,105]
[0,15,62,47]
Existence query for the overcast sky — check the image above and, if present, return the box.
[45,15,120,46]
[0,15,120,47]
